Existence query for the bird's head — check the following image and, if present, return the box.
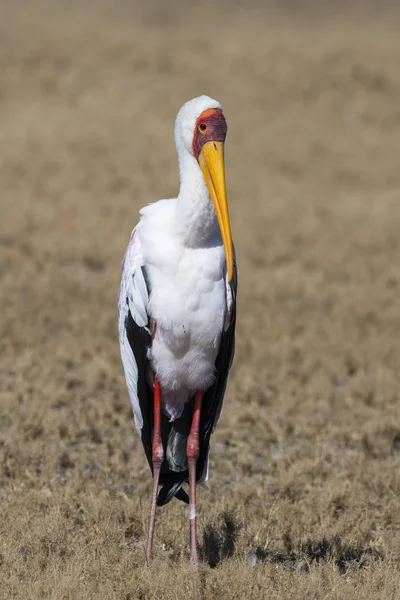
[174,96,233,282]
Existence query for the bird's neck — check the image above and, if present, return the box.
[175,153,220,247]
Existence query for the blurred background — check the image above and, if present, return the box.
[1,1,400,598]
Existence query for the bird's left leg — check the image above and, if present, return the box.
[187,389,203,565]
[145,378,163,564]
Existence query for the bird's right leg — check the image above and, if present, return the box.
[145,378,163,564]
[187,389,203,566]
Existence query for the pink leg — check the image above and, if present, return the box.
[145,379,163,564]
[187,390,203,565]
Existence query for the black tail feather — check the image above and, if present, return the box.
[175,487,189,504]
[157,475,189,506]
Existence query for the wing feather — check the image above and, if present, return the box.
[118,227,150,434]
[197,258,238,482]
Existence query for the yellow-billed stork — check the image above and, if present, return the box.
[118,96,237,564]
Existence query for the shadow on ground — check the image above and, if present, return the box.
[201,512,240,568]
[251,536,383,574]
[201,515,382,572]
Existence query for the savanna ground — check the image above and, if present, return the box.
[1,1,400,598]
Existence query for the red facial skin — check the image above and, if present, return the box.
[192,108,228,159]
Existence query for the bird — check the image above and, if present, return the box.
[118,95,237,565]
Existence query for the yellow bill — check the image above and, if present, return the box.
[198,141,234,282]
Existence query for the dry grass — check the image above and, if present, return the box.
[1,2,400,598]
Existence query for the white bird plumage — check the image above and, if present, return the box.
[119,95,234,425]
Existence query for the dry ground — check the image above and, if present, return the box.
[1,2,400,598]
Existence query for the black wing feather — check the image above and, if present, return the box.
[197,264,238,481]
[125,305,153,469]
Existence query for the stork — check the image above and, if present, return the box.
[118,95,237,565]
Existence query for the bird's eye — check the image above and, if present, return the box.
[199,123,207,132]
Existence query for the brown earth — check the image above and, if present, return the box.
[1,2,400,598]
